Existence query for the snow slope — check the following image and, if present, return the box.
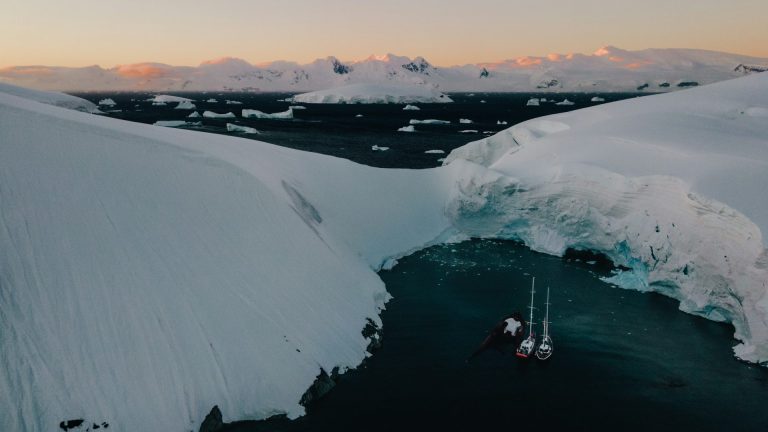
[445,72,768,363]
[0,82,100,113]
[0,85,460,431]
[4,47,765,93]
[2,74,768,431]
[290,83,453,104]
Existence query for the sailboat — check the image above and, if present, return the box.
[516,277,536,358]
[535,287,553,360]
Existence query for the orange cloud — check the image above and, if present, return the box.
[609,56,625,62]
[514,56,542,67]
[547,53,563,61]
[624,61,653,69]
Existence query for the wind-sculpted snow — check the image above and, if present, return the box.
[291,83,453,104]
[1,74,768,431]
[445,72,768,364]
[0,85,459,431]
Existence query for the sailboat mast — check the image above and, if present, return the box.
[544,287,550,337]
[528,277,535,336]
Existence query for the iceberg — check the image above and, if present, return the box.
[526,98,540,106]
[98,98,116,107]
[459,118,473,124]
[397,125,415,132]
[459,129,479,133]
[226,100,243,105]
[425,150,445,154]
[371,145,389,151]
[175,100,196,110]
[291,83,453,104]
[497,120,508,125]
[555,99,575,106]
[153,120,201,127]
[591,96,606,102]
[206,98,218,103]
[188,111,201,118]
[242,108,294,119]
[148,94,194,104]
[226,123,260,134]
[403,104,420,111]
[409,119,450,125]
[289,105,307,110]
[203,110,236,118]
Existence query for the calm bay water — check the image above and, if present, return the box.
[74,92,768,430]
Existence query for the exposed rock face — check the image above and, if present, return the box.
[479,67,490,78]
[402,58,432,74]
[735,64,768,74]
[677,81,699,87]
[331,58,352,75]
[199,406,224,432]
[536,78,560,89]
[637,83,649,90]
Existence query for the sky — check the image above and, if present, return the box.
[2,0,767,68]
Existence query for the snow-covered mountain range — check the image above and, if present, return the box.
[1,74,767,430]
[1,46,767,93]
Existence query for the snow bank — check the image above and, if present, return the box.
[403,104,420,111]
[0,83,100,113]
[242,108,294,119]
[203,110,236,118]
[445,73,768,364]
[226,123,260,134]
[291,83,453,104]
[409,119,450,125]
[397,125,415,132]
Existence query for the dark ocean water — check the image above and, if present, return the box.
[73,92,768,431]
[73,91,637,168]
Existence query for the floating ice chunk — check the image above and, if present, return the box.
[459,118,473,124]
[480,100,486,103]
[241,108,293,119]
[459,129,479,133]
[526,98,540,106]
[497,120,508,125]
[425,149,445,154]
[403,104,420,111]
[188,111,201,118]
[206,98,218,103]
[555,99,575,106]
[175,100,196,110]
[98,98,116,107]
[226,123,260,134]
[226,100,243,105]
[203,111,236,118]
[152,102,167,106]
[147,95,193,103]
[153,120,200,127]
[371,145,389,151]
[398,125,416,132]
[591,96,606,102]
[409,119,450,125]
[289,105,307,110]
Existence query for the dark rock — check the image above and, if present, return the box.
[658,82,670,87]
[636,83,649,91]
[300,367,339,406]
[59,419,84,431]
[536,78,560,89]
[479,67,490,78]
[677,81,699,87]
[331,58,352,75]
[362,318,383,352]
[199,405,224,432]
[402,58,432,75]
[734,64,768,74]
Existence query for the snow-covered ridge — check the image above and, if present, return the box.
[290,83,453,104]
[0,82,100,112]
[2,46,766,92]
[444,72,768,364]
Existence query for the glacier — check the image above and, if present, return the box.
[1,72,767,431]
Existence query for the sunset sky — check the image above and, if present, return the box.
[2,0,767,68]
